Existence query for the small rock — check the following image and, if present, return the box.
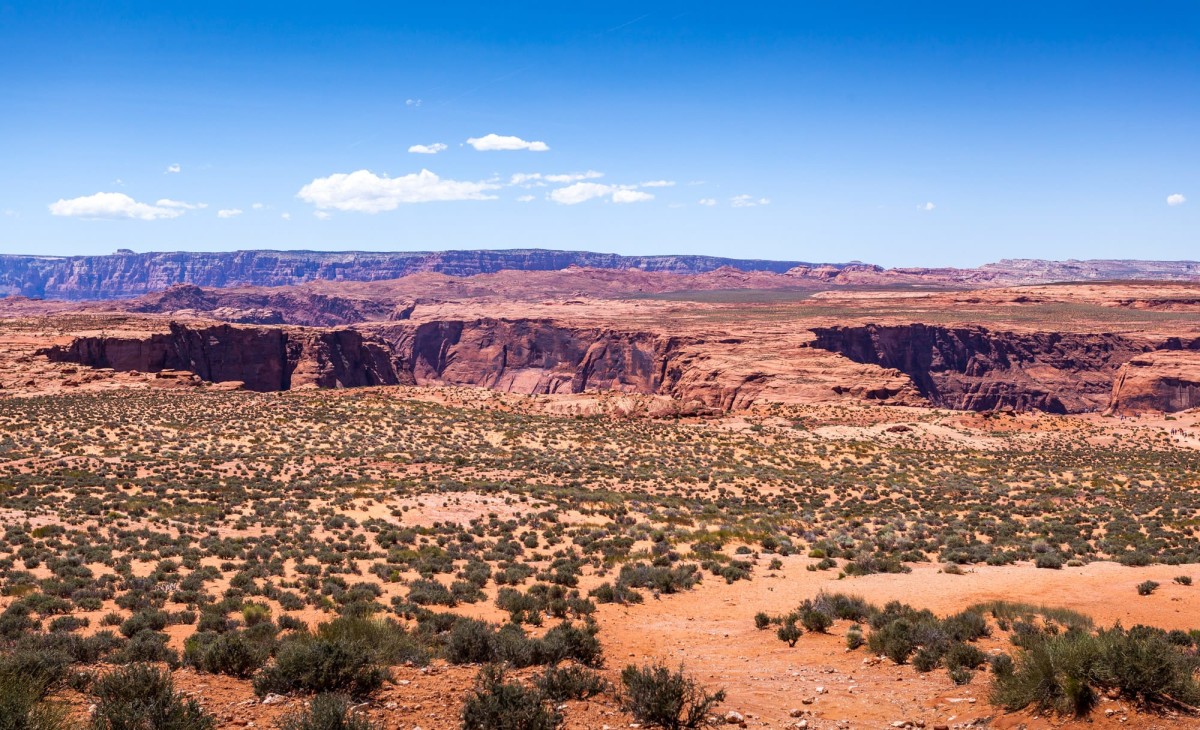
[723,710,745,725]
[261,694,286,706]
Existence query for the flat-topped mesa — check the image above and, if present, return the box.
[808,323,1151,414]
[38,323,406,391]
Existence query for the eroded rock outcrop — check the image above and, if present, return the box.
[40,323,405,392]
[1107,351,1200,414]
[809,324,1150,413]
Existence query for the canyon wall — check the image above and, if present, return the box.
[0,250,807,300]
[808,324,1151,413]
[40,323,406,391]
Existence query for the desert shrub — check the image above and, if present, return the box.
[945,642,987,671]
[252,637,387,699]
[1034,554,1063,570]
[460,665,560,730]
[620,663,725,730]
[0,651,69,730]
[753,612,770,631]
[992,625,1200,716]
[539,621,603,668]
[845,625,864,650]
[90,664,214,730]
[776,621,801,647]
[183,630,270,678]
[1174,575,1192,586]
[444,618,498,665]
[276,693,378,730]
[316,616,430,666]
[1136,580,1159,596]
[535,664,609,701]
[868,619,917,665]
[799,609,832,634]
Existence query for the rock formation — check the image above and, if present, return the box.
[808,324,1151,413]
[1107,351,1200,415]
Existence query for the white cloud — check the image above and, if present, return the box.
[612,189,654,204]
[406,98,422,107]
[408,142,448,155]
[165,163,181,174]
[639,180,675,188]
[252,202,264,210]
[731,194,770,208]
[466,133,549,152]
[49,192,187,221]
[314,211,332,220]
[217,208,243,218]
[510,171,602,186]
[516,195,536,203]
[2,209,18,218]
[548,182,616,205]
[698,198,717,207]
[297,169,499,212]
[281,212,291,220]
[156,199,206,210]
[919,201,936,211]
[1167,193,1186,206]
[549,182,654,205]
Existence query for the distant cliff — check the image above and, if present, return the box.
[0,249,809,300]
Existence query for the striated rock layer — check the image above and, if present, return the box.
[1108,351,1200,415]
[808,324,1152,413]
[40,323,405,392]
[0,249,808,300]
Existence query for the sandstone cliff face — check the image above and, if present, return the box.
[374,319,681,396]
[809,324,1150,413]
[0,250,806,300]
[40,323,405,391]
[1107,351,1200,415]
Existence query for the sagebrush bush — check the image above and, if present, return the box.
[534,664,609,701]
[460,665,560,730]
[277,694,379,730]
[89,664,214,730]
[253,637,387,699]
[620,663,724,730]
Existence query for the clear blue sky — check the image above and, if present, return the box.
[0,1,1195,266]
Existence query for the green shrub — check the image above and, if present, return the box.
[461,665,560,730]
[0,657,68,730]
[277,693,379,730]
[620,663,724,730]
[1173,575,1192,586]
[90,664,214,730]
[776,622,801,647]
[253,637,387,699]
[1136,581,1159,596]
[534,664,609,701]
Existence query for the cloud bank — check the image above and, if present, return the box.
[297,169,499,212]
[466,134,549,152]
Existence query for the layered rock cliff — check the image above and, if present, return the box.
[1107,351,1200,415]
[808,324,1151,413]
[40,323,405,391]
[0,250,808,300]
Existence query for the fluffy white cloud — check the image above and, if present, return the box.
[638,180,675,188]
[549,182,655,205]
[297,169,500,212]
[252,202,264,210]
[612,189,654,204]
[731,195,770,208]
[408,142,447,154]
[466,134,549,152]
[49,192,187,220]
[165,163,181,174]
[281,212,292,220]
[919,201,936,211]
[314,211,332,220]
[1167,193,1187,206]
[217,208,243,218]
[548,182,612,205]
[516,195,536,203]
[698,198,717,207]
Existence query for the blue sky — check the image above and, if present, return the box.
[0,2,1195,266]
